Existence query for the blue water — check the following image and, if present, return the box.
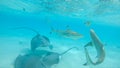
[0,0,120,68]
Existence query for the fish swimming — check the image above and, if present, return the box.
[84,21,91,27]
[13,27,53,51]
[84,29,105,66]
[51,27,83,40]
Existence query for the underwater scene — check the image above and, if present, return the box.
[0,0,120,68]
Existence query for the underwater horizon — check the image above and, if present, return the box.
[0,0,120,68]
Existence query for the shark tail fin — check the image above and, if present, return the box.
[84,47,94,66]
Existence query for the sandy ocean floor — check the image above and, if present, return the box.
[0,35,120,68]
[0,0,120,68]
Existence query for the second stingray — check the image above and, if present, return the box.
[13,27,53,51]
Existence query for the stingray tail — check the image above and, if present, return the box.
[60,47,79,55]
[11,27,39,35]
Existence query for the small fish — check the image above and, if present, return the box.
[22,8,26,11]
[51,27,83,40]
[84,21,91,27]
[18,41,24,45]
[84,29,105,66]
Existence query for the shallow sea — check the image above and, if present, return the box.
[0,0,120,68]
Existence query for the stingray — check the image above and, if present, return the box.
[14,54,47,68]
[14,47,78,68]
[51,27,83,40]
[13,27,53,51]
[31,34,53,51]
[41,47,79,66]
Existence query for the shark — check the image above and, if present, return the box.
[84,29,105,66]
[51,27,83,40]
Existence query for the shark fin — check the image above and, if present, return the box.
[84,41,93,47]
[84,47,94,66]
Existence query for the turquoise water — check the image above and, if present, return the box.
[0,0,120,68]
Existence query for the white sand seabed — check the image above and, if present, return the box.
[0,36,120,68]
[0,36,30,68]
